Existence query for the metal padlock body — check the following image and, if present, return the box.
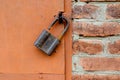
[34,12,69,56]
[34,29,60,56]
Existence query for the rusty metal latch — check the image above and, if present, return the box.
[34,12,69,56]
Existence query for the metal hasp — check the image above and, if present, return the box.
[34,12,69,56]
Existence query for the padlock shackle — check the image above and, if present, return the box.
[48,18,58,30]
[58,17,69,40]
[47,16,69,40]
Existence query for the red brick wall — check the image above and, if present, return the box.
[72,0,120,80]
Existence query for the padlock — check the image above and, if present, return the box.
[34,12,69,56]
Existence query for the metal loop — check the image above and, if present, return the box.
[58,12,64,24]
[58,17,69,40]
[47,13,69,40]
[48,18,58,30]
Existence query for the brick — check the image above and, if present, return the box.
[80,0,120,2]
[108,39,120,54]
[107,4,120,19]
[80,58,120,71]
[73,40,103,54]
[72,4,99,19]
[72,75,120,80]
[73,22,120,37]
